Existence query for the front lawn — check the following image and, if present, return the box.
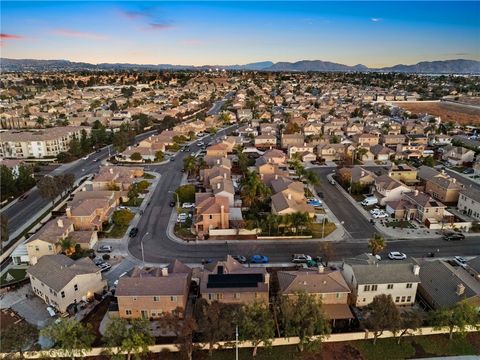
[103,210,135,238]
[143,173,155,179]
[385,220,415,229]
[353,337,415,360]
[0,268,27,286]
[311,222,337,238]
[123,197,143,207]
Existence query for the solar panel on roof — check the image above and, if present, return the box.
[207,273,263,288]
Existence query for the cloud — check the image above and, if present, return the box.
[370,18,383,22]
[118,9,150,19]
[148,22,174,31]
[1,33,25,39]
[52,29,107,40]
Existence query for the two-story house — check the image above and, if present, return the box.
[27,255,106,313]
[373,175,412,206]
[116,260,191,319]
[418,166,463,205]
[342,254,420,307]
[458,187,480,221]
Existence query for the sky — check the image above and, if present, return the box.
[1,1,479,67]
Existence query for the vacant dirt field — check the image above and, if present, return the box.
[395,101,480,125]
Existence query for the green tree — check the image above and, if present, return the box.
[429,302,480,340]
[365,294,401,345]
[0,165,16,201]
[175,184,195,204]
[283,122,301,134]
[90,120,109,147]
[16,165,36,193]
[1,213,8,244]
[57,236,76,255]
[160,311,198,360]
[240,170,271,209]
[279,292,330,352]
[79,129,91,154]
[0,321,38,355]
[68,136,82,158]
[112,209,134,226]
[103,318,154,360]
[154,150,164,162]
[194,299,238,357]
[396,311,423,344]
[40,319,94,360]
[37,176,59,204]
[422,156,435,167]
[130,152,142,161]
[239,302,275,357]
[113,131,129,152]
[57,173,75,196]
[368,233,386,256]
[183,155,196,174]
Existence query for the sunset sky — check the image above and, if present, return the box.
[1,1,479,67]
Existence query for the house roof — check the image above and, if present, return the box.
[460,187,480,203]
[277,269,351,295]
[196,195,230,215]
[27,217,72,244]
[413,259,480,308]
[27,255,100,292]
[346,257,421,285]
[404,191,444,208]
[271,191,314,214]
[375,175,407,191]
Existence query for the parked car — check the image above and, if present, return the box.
[129,227,139,237]
[18,193,28,201]
[454,256,467,268]
[443,232,465,241]
[370,208,381,215]
[361,197,378,206]
[291,254,312,263]
[388,251,407,260]
[169,201,176,207]
[329,179,336,185]
[463,168,474,174]
[306,199,322,207]
[232,255,247,264]
[94,258,105,266]
[182,202,195,209]
[98,263,112,272]
[97,245,113,253]
[368,253,382,261]
[169,157,175,162]
[373,212,388,219]
[177,213,188,223]
[250,255,269,264]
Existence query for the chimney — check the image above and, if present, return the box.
[275,174,278,180]
[57,219,64,228]
[361,170,365,177]
[217,159,220,164]
[287,193,292,200]
[456,283,465,296]
[413,264,420,276]
[161,267,168,277]
[220,205,225,228]
[109,168,114,174]
[414,190,419,196]
[318,264,324,273]
[66,207,72,218]
[264,272,270,284]
[217,183,221,189]
[223,173,227,179]
[452,178,456,184]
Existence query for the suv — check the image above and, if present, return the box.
[129,227,139,237]
[443,232,465,241]
[97,245,112,253]
[291,254,312,263]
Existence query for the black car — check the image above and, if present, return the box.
[232,255,247,264]
[169,201,176,207]
[443,233,465,241]
[129,227,139,237]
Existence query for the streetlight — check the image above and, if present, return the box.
[140,232,151,269]
[168,190,180,209]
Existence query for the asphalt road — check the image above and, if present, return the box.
[206,91,234,116]
[3,130,156,237]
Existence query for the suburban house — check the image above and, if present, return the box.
[413,258,480,310]
[353,133,379,147]
[386,190,446,224]
[441,145,475,166]
[27,255,106,313]
[369,145,394,162]
[194,195,230,237]
[26,217,74,265]
[287,144,315,158]
[116,260,191,319]
[388,164,418,186]
[254,134,277,147]
[271,191,315,218]
[200,256,269,304]
[373,175,412,206]
[381,134,406,147]
[277,267,354,327]
[261,149,287,165]
[342,254,421,307]
[337,167,375,187]
[206,143,230,158]
[418,166,463,205]
[91,165,144,191]
[281,133,304,149]
[458,187,480,221]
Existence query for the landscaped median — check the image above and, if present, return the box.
[2,327,478,359]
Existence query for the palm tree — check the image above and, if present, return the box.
[368,233,386,256]
[57,236,75,255]
[240,171,271,208]
[183,155,196,175]
[302,169,320,187]
[356,148,369,162]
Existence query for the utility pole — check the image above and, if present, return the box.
[235,325,239,360]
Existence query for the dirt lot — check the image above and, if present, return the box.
[395,101,480,125]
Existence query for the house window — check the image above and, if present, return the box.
[406,283,412,289]
[254,292,260,299]
[170,296,177,302]
[216,293,223,300]
[401,296,406,302]
[234,293,241,300]
[133,297,137,301]
[74,284,78,291]
[61,291,65,298]
[208,294,213,300]
[364,285,370,292]
[48,245,53,251]
[407,296,412,302]
[395,297,400,303]
[371,285,378,291]
[154,296,160,302]
[336,293,341,299]
[35,246,39,252]
[387,284,393,290]
[125,309,132,316]
[209,215,213,220]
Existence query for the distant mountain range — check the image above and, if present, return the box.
[1,58,479,74]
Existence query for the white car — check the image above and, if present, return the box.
[388,251,407,260]
[182,202,195,209]
[373,212,388,219]
[454,256,467,268]
[370,208,381,215]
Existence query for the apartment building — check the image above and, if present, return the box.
[0,126,91,158]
